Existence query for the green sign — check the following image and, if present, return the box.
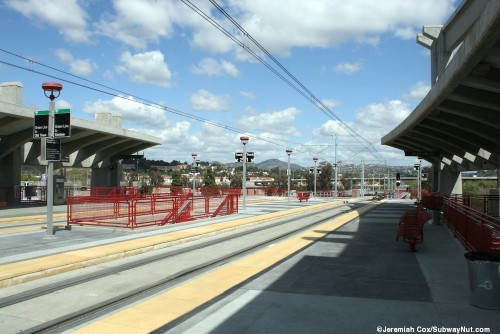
[33,110,49,138]
[54,108,71,137]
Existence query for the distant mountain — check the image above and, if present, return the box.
[256,159,304,171]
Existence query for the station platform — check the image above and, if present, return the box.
[0,198,498,333]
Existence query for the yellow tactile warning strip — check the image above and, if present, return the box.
[0,213,67,235]
[0,201,342,288]
[73,203,376,333]
[0,213,67,223]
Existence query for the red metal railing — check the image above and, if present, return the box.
[443,197,500,252]
[447,194,500,215]
[67,191,238,229]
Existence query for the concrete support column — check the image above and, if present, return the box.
[431,163,462,225]
[438,164,462,196]
[91,161,122,188]
[0,151,22,205]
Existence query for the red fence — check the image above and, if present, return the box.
[443,197,500,252]
[67,191,239,229]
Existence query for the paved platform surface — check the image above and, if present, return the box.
[0,198,498,333]
[158,200,500,334]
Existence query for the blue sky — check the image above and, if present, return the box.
[0,0,457,168]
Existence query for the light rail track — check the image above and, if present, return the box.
[0,201,375,333]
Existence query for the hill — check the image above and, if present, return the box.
[256,159,304,171]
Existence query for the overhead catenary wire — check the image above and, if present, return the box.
[203,0,386,163]
[0,50,322,160]
[0,0,386,166]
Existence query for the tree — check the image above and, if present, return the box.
[201,168,219,196]
[318,163,333,190]
[170,170,183,194]
[203,168,217,187]
[148,168,164,186]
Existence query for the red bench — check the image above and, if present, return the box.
[421,192,444,210]
[297,192,310,202]
[396,204,431,252]
[0,201,6,207]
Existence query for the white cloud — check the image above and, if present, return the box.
[321,99,341,110]
[355,100,411,131]
[240,91,256,100]
[62,0,454,56]
[227,0,455,55]
[6,0,90,43]
[94,0,178,49]
[55,49,97,76]
[83,95,170,129]
[404,81,431,101]
[190,89,230,112]
[236,107,301,135]
[116,51,172,88]
[191,58,239,77]
[335,62,362,75]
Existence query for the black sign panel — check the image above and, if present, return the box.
[235,152,243,162]
[54,109,71,137]
[246,152,255,162]
[44,138,61,161]
[34,110,49,138]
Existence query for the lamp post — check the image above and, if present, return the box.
[313,156,318,198]
[240,136,249,209]
[42,82,62,238]
[333,134,338,198]
[286,149,292,202]
[191,153,197,195]
[415,159,422,202]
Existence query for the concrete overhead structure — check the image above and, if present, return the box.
[382,0,500,201]
[0,81,162,204]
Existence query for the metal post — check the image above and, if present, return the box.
[42,82,62,238]
[192,153,197,195]
[240,136,249,209]
[313,157,318,197]
[286,149,292,202]
[333,134,338,198]
[418,160,422,201]
[360,157,365,197]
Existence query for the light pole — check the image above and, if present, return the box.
[333,134,338,198]
[240,136,249,209]
[42,82,62,238]
[313,156,318,198]
[191,153,197,195]
[415,159,422,201]
[286,149,292,202]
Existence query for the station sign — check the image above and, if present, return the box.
[33,109,71,138]
[235,152,243,162]
[42,137,61,161]
[246,152,254,163]
[33,110,49,138]
[54,108,71,137]
[190,167,199,174]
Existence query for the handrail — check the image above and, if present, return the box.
[443,197,500,252]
